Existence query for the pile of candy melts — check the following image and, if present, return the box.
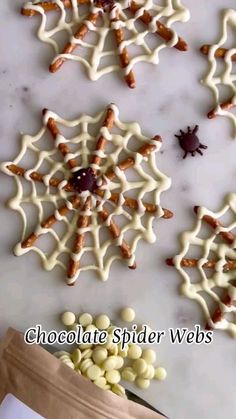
[54,307,167,398]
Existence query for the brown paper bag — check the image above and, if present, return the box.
[0,329,164,419]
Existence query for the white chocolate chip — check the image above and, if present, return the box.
[101,335,114,350]
[92,348,108,364]
[59,355,75,369]
[121,367,136,382]
[105,370,121,384]
[127,344,142,360]
[71,348,82,366]
[81,348,93,359]
[140,364,155,380]
[118,344,128,358]
[111,384,126,398]
[95,314,111,330]
[120,307,135,322]
[102,356,117,371]
[86,324,97,332]
[79,342,93,350]
[79,312,93,327]
[54,351,71,358]
[115,356,124,369]
[142,349,156,364]
[155,367,167,381]
[58,354,71,362]
[135,378,150,389]
[107,325,116,334]
[80,359,93,374]
[108,338,119,355]
[63,360,75,369]
[61,311,76,326]
[87,365,103,381]
[94,377,107,389]
[132,359,147,376]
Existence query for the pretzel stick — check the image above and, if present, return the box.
[90,104,135,267]
[21,195,80,248]
[43,109,77,170]
[200,44,236,61]
[105,136,161,181]
[21,0,89,17]
[99,135,173,219]
[91,105,115,169]
[91,105,135,265]
[5,163,73,192]
[111,11,135,88]
[207,98,234,120]
[194,206,235,245]
[166,257,236,271]
[99,206,136,268]
[49,10,100,73]
[167,256,236,329]
[45,106,114,281]
[95,189,173,218]
[206,294,234,330]
[129,1,188,52]
[67,197,91,283]
[102,138,165,252]
[46,109,95,282]
[46,103,109,282]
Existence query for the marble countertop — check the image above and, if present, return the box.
[1,1,236,418]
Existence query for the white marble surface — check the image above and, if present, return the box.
[1,1,236,418]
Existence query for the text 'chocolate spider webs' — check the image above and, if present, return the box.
[21,0,190,87]
[201,9,236,138]
[1,104,172,284]
[167,194,236,338]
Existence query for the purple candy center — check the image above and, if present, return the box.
[94,0,115,10]
[70,168,97,193]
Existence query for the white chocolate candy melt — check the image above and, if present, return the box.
[1,104,171,283]
[57,307,167,396]
[120,307,136,322]
[23,0,190,81]
[201,9,236,138]
[172,193,236,338]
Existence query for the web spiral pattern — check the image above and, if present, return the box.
[201,9,236,138]
[22,0,190,87]
[168,194,236,338]
[1,104,172,284]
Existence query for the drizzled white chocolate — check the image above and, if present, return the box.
[201,9,236,138]
[173,194,236,338]
[23,0,190,81]
[1,104,171,283]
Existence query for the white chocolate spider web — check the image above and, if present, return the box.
[1,104,171,284]
[172,194,236,338]
[22,0,190,82]
[201,9,236,138]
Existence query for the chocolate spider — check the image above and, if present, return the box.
[175,126,208,159]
